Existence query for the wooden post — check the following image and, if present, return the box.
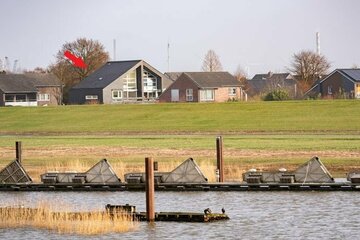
[16,141,22,163]
[216,136,224,182]
[145,157,155,221]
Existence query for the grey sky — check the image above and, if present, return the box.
[1,0,359,77]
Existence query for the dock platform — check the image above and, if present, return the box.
[0,182,359,191]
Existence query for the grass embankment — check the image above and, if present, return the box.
[0,203,137,235]
[0,100,360,134]
[1,100,360,180]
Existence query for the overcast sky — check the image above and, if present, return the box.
[1,0,359,77]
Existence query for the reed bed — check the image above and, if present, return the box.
[17,160,304,182]
[0,203,137,235]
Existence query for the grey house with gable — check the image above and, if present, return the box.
[69,60,172,104]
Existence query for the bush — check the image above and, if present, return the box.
[263,89,289,101]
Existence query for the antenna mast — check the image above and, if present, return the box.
[113,39,116,61]
[167,41,170,72]
[316,32,321,55]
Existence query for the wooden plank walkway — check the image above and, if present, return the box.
[0,182,359,191]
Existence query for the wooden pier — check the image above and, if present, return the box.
[0,182,359,191]
[135,212,229,222]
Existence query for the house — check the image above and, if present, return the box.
[304,69,360,99]
[247,72,298,97]
[159,72,244,103]
[0,73,62,107]
[69,60,172,104]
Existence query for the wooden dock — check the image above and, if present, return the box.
[135,212,229,222]
[0,182,359,191]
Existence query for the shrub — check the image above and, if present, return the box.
[263,89,289,101]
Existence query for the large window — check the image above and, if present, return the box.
[186,89,193,102]
[200,89,214,101]
[228,87,237,96]
[112,90,123,100]
[143,70,157,92]
[123,70,137,98]
[5,94,28,102]
[37,93,50,101]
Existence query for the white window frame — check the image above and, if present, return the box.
[37,93,50,101]
[186,89,193,102]
[112,90,123,100]
[199,89,215,101]
[228,87,237,96]
[85,95,98,100]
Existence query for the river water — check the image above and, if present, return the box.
[0,191,359,239]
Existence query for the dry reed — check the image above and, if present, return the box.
[0,203,137,235]
[23,159,259,183]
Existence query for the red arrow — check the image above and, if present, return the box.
[64,50,87,69]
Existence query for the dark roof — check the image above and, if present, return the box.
[338,69,360,82]
[164,72,182,82]
[72,60,141,89]
[0,74,60,93]
[251,73,292,81]
[24,73,61,86]
[248,73,297,96]
[178,72,240,88]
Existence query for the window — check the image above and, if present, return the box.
[123,70,137,90]
[85,95,98,100]
[199,89,214,101]
[186,89,193,102]
[37,93,50,101]
[112,90,123,100]
[143,69,158,93]
[228,87,237,96]
[328,86,333,95]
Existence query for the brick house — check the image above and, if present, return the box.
[0,73,62,106]
[159,72,244,103]
[69,60,172,104]
[304,69,360,99]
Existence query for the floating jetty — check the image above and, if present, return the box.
[0,182,359,191]
[106,204,229,222]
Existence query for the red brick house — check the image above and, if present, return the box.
[159,72,245,103]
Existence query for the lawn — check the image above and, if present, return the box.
[0,100,359,134]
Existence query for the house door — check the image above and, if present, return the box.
[171,89,179,102]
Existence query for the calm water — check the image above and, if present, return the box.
[0,191,359,239]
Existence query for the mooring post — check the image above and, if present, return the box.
[15,141,22,163]
[216,136,224,182]
[145,157,155,221]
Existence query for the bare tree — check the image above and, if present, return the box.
[234,65,249,90]
[201,49,223,72]
[289,50,330,90]
[49,38,109,103]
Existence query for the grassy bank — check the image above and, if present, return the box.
[0,100,360,134]
[1,100,360,180]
